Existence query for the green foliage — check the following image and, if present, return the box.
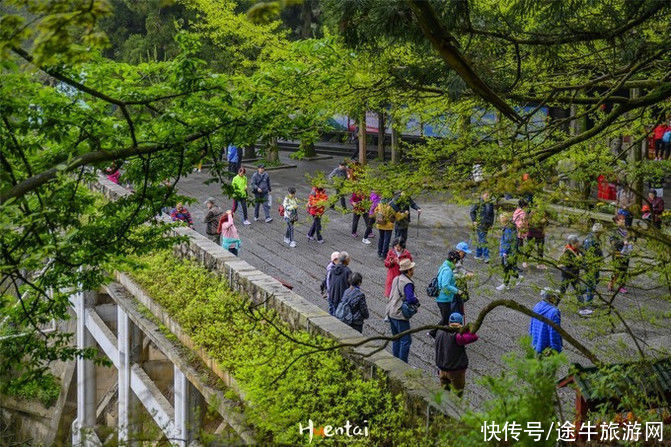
[454,338,566,447]
[3,372,60,407]
[129,250,439,445]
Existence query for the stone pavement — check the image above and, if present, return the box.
[177,154,670,409]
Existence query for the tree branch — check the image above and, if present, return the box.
[406,0,523,124]
[0,125,225,204]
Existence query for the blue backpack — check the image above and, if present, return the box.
[662,130,671,143]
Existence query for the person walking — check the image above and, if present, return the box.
[429,251,462,338]
[512,199,530,269]
[282,187,299,247]
[647,189,665,229]
[558,235,583,296]
[217,210,241,255]
[307,186,328,243]
[320,252,340,299]
[350,191,369,238]
[328,161,349,209]
[203,197,223,242]
[529,288,562,355]
[496,213,522,291]
[374,198,396,259]
[385,259,419,363]
[327,252,352,316]
[337,272,370,333]
[470,191,494,262]
[653,122,669,161]
[608,214,633,294]
[227,144,240,174]
[434,312,478,397]
[231,168,251,225]
[527,208,549,270]
[361,191,380,245]
[170,203,193,228]
[251,164,272,223]
[615,182,635,228]
[390,191,421,243]
[384,238,413,298]
[581,223,604,317]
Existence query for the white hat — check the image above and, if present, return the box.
[331,251,340,262]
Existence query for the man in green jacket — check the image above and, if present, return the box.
[231,167,251,225]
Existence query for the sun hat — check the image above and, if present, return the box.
[456,241,472,254]
[449,313,464,325]
[398,258,416,271]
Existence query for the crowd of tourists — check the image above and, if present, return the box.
[161,151,665,397]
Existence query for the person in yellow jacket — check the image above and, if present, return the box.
[374,199,396,259]
[231,168,251,225]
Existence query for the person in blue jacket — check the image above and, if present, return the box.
[529,288,562,354]
[429,250,462,338]
[227,144,240,174]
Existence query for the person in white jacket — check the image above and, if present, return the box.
[283,187,299,247]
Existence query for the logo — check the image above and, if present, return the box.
[299,419,370,443]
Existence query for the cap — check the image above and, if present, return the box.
[398,259,416,271]
[204,197,216,205]
[449,313,464,325]
[257,163,265,168]
[456,241,472,254]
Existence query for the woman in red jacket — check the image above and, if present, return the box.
[307,186,328,243]
[384,238,413,298]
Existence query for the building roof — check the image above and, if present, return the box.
[558,358,671,403]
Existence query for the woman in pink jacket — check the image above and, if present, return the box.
[217,210,241,255]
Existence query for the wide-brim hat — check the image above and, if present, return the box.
[398,259,416,271]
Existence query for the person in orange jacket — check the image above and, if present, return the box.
[307,186,328,243]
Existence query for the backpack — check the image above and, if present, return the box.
[278,204,285,217]
[335,297,353,325]
[663,130,671,143]
[375,204,395,225]
[426,276,440,297]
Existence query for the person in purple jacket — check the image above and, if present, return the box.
[529,288,562,355]
[434,312,478,396]
[361,191,380,245]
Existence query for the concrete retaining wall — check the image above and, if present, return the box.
[93,176,462,421]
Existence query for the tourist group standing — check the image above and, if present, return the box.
[160,151,666,400]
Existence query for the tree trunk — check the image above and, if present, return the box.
[301,0,313,39]
[301,140,316,158]
[266,137,279,163]
[390,115,399,163]
[243,146,256,160]
[377,111,385,161]
[358,112,367,165]
[630,88,643,207]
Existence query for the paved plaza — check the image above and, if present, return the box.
[178,154,670,409]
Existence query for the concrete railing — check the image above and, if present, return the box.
[91,176,463,423]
